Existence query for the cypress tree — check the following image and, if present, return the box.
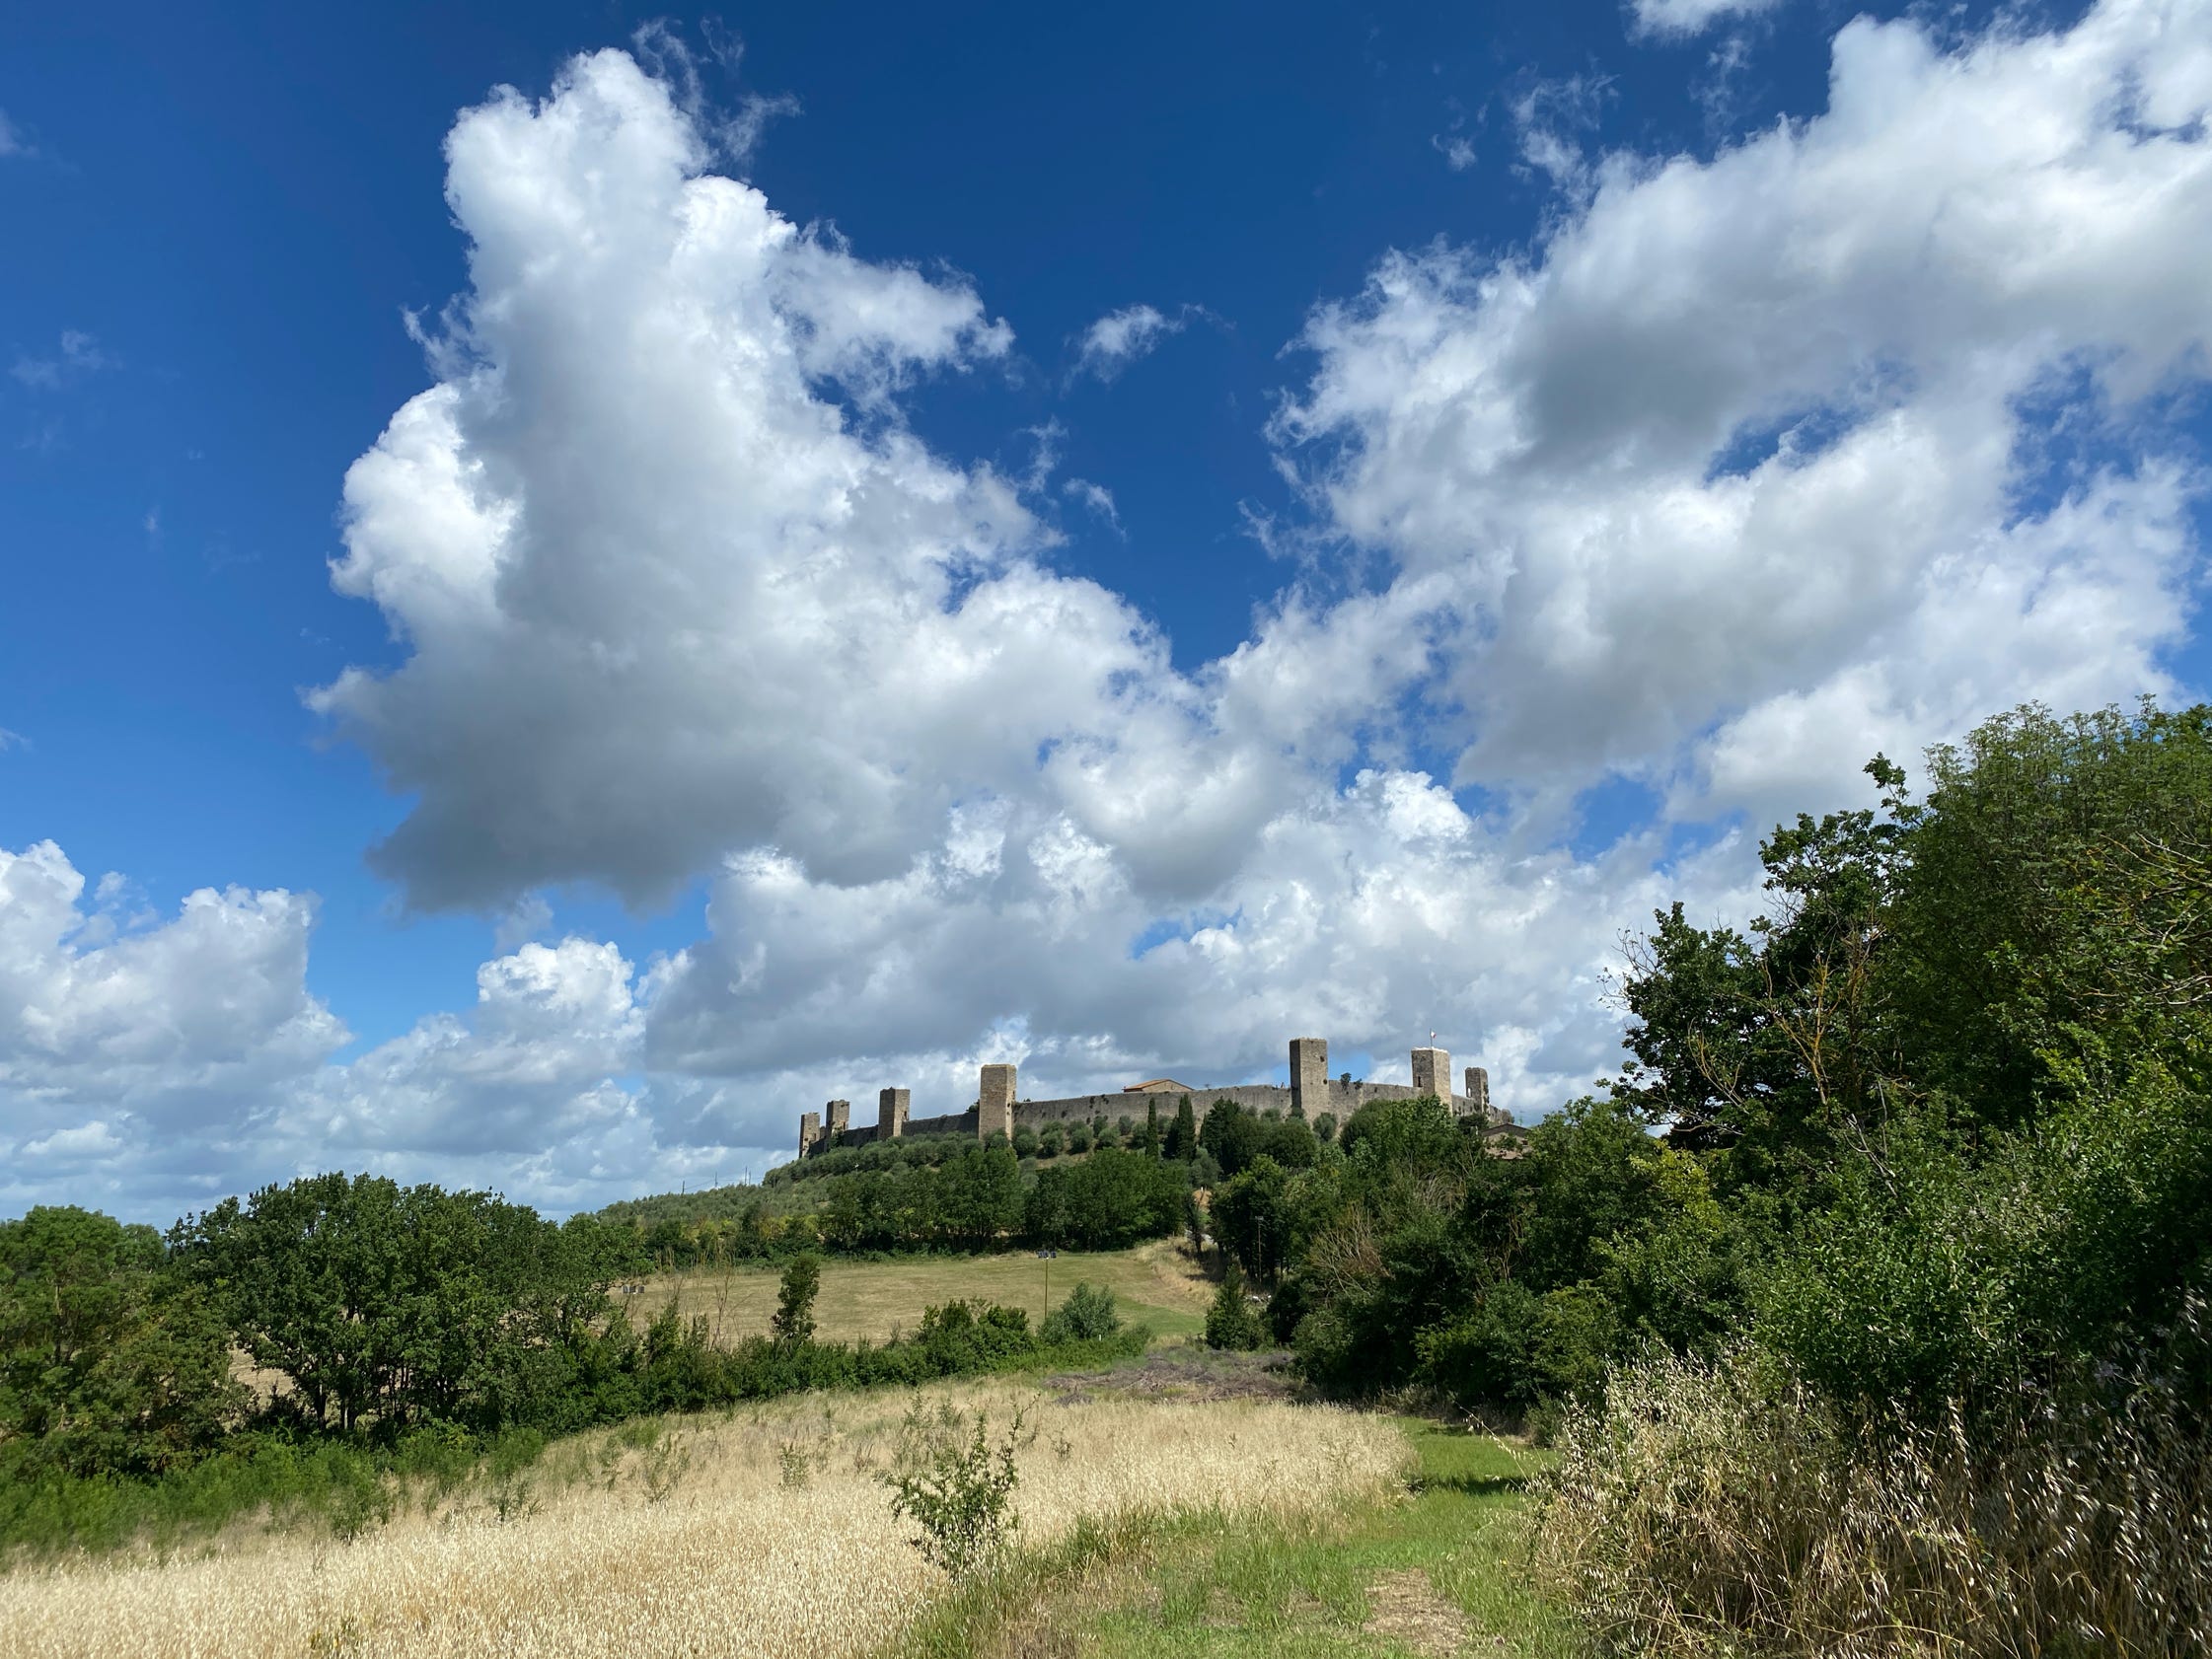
[1168,1094,1198,1160]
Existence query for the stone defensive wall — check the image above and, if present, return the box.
[798,1036,1503,1158]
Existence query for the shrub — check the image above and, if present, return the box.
[324,1453,394,1542]
[1067,1121,1093,1154]
[1039,1122,1066,1158]
[914,1300,1032,1373]
[882,1407,1023,1578]
[1205,1263,1267,1351]
[1041,1283,1120,1344]
[1011,1125,1039,1158]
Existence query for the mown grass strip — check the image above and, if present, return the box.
[876,1419,1578,1659]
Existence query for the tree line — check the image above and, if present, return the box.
[1196,700,2212,1653]
[594,1092,1332,1267]
[0,1172,1144,1554]
[1201,702,2212,1416]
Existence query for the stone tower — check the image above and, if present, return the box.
[1289,1037,1328,1118]
[978,1063,1017,1141]
[879,1087,910,1139]
[825,1099,850,1140]
[1411,1046,1449,1102]
[799,1110,822,1157]
[1463,1066,1490,1118]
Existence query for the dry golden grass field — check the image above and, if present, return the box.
[626,1239,1217,1344]
[1,1373,1406,1659]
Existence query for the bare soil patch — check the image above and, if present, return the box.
[1044,1344,1301,1406]
[1365,1565,1473,1656]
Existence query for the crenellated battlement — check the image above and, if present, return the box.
[797,1035,1506,1158]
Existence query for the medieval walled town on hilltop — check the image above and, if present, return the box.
[798,1035,1510,1157]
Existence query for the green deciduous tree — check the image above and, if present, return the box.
[0,1207,242,1477]
[771,1254,821,1347]
[173,1173,613,1432]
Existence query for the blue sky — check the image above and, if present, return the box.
[5,0,2207,1220]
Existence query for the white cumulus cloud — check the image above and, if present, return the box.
[313,49,1147,909]
[0,838,678,1218]
[12,1,2210,1219]
[0,840,347,1214]
[1074,303,1185,381]
[1278,0,2212,832]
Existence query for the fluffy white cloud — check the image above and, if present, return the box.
[314,48,1138,908]
[315,4,2212,1187]
[1074,303,1183,381]
[1280,0,2212,832]
[275,937,668,1212]
[643,777,1761,1155]
[14,2,2209,1219]
[0,841,347,1213]
[0,838,680,1218]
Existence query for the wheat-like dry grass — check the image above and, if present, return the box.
[2,1377,1406,1658]
[1534,1345,2212,1657]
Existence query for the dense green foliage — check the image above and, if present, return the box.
[1204,1262,1267,1351]
[1,1207,243,1479]
[1021,1149,1190,1251]
[1199,1100,1321,1178]
[770,1253,821,1346]
[0,1171,1150,1556]
[174,1174,627,1434]
[594,1121,1212,1267]
[1039,1281,1122,1345]
[1254,700,2212,1427]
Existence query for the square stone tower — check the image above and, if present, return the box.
[799,1110,821,1157]
[879,1087,910,1138]
[825,1099,850,1138]
[1411,1046,1450,1101]
[1290,1037,1328,1118]
[1464,1066,1491,1118]
[979,1063,1017,1141]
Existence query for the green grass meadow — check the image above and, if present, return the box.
[884,1418,1570,1659]
[638,1239,1216,1345]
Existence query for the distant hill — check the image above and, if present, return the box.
[587,1126,1115,1231]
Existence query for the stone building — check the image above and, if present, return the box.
[797,1034,1508,1157]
